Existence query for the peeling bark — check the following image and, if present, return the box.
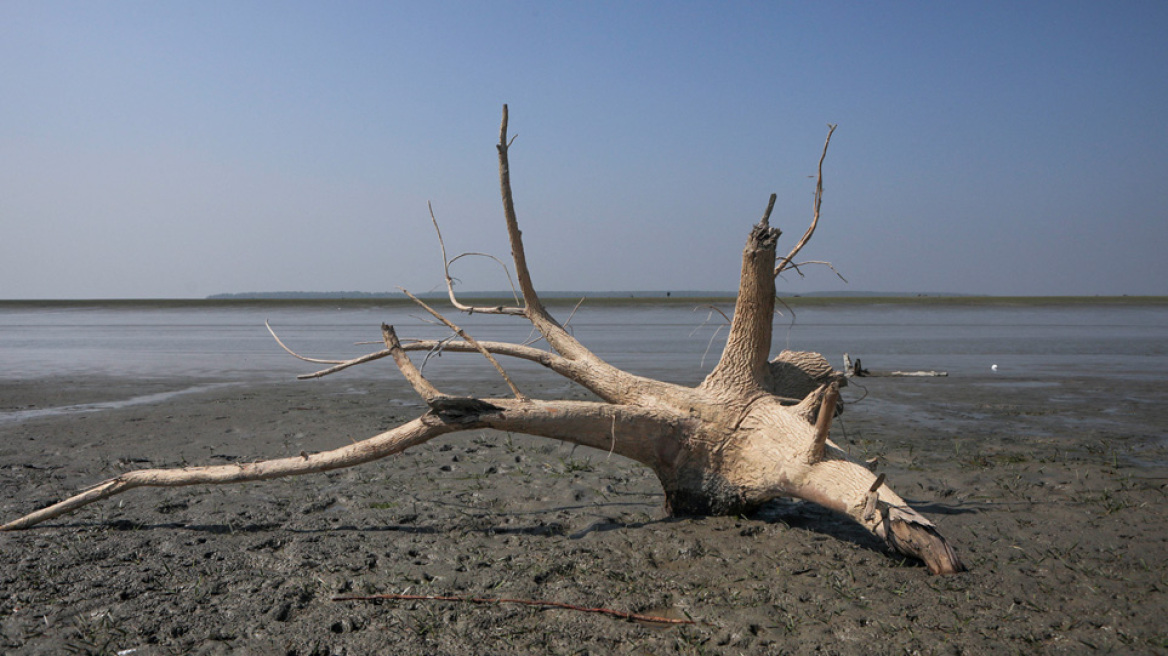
[2,107,965,576]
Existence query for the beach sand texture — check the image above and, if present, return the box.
[2,373,1166,654]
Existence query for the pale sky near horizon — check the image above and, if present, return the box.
[2,1,1165,299]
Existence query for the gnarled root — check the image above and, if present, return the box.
[793,456,964,575]
[883,511,966,575]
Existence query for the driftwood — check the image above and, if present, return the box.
[1,107,964,575]
[845,354,949,378]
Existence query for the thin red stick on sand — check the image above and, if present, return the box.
[332,593,695,625]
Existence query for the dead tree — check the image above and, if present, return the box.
[1,107,964,575]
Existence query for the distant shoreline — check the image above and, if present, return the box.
[2,295,1166,309]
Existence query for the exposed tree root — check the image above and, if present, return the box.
[3,106,965,577]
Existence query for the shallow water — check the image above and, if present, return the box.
[1,301,1166,385]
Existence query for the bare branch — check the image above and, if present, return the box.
[775,124,837,276]
[497,104,542,314]
[0,416,457,531]
[382,326,510,418]
[778,259,849,283]
[293,337,575,381]
[699,324,726,370]
[2,399,682,530]
[759,192,777,227]
[430,202,524,315]
[691,306,732,370]
[694,305,732,326]
[810,381,840,461]
[382,324,444,402]
[400,288,527,401]
[775,295,795,319]
[266,321,347,365]
[404,339,559,368]
[561,296,587,333]
[415,334,459,373]
[296,350,392,379]
[446,253,521,305]
[790,380,832,422]
[490,105,658,400]
[861,473,887,522]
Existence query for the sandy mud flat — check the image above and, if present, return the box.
[1,372,1166,654]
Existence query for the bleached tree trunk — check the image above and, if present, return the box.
[2,107,964,575]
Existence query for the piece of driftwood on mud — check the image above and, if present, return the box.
[3,107,964,576]
[844,354,948,378]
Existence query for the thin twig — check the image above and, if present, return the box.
[298,337,561,380]
[691,305,732,369]
[774,296,794,319]
[332,593,695,625]
[296,349,393,379]
[699,325,726,370]
[607,414,617,460]
[775,124,837,276]
[563,296,587,333]
[447,253,522,305]
[418,334,459,372]
[779,259,849,282]
[699,305,732,325]
[266,321,347,365]
[431,201,524,314]
[267,319,401,379]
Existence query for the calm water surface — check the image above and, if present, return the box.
[2,302,1166,385]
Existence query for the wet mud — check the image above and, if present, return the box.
[2,374,1166,654]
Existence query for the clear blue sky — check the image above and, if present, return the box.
[2,1,1165,298]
